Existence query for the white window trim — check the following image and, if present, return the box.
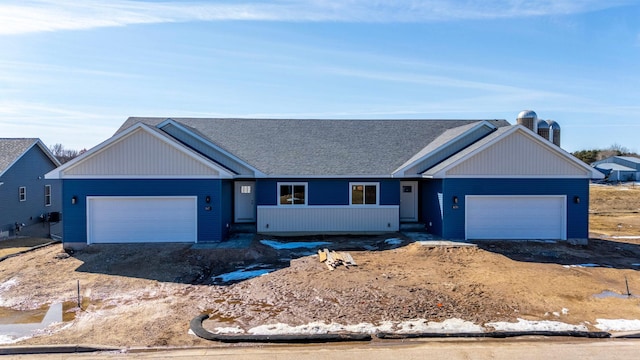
[277,182,308,206]
[349,182,380,206]
[45,185,52,206]
[19,186,26,202]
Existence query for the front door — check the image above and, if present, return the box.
[400,181,418,222]
[234,181,256,223]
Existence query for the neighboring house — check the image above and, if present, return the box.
[0,139,62,238]
[591,156,640,182]
[46,112,603,249]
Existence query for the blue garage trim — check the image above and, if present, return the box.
[437,178,589,240]
[62,179,227,244]
[256,179,400,206]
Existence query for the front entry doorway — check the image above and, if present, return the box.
[234,181,256,223]
[400,181,418,222]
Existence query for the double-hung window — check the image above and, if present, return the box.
[44,185,52,206]
[350,182,379,205]
[19,186,26,202]
[278,182,307,205]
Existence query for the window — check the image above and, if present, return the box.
[45,185,52,206]
[19,186,26,202]
[350,182,379,205]
[240,185,252,194]
[278,182,307,205]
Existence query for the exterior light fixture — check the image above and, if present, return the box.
[71,196,78,205]
[452,196,459,204]
[205,195,211,204]
[574,196,580,204]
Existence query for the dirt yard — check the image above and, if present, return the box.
[1,184,640,348]
[590,183,640,238]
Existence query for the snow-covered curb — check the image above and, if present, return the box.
[486,318,588,332]
[206,317,639,336]
[212,318,483,335]
[594,319,640,332]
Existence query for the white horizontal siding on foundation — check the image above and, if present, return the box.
[257,206,399,233]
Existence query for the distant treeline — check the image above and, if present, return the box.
[572,143,638,164]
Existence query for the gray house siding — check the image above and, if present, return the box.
[0,145,61,236]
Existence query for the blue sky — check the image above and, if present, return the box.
[1,1,639,153]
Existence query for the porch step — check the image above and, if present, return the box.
[230,223,257,234]
[399,223,427,232]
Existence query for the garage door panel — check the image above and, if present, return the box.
[88,197,197,243]
[466,196,565,240]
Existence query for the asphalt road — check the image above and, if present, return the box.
[8,338,640,359]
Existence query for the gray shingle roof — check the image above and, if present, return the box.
[0,138,39,176]
[118,118,511,176]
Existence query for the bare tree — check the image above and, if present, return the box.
[49,143,82,164]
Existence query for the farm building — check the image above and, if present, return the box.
[591,156,640,182]
[1,138,61,238]
[46,110,603,249]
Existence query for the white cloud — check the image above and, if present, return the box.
[0,0,633,35]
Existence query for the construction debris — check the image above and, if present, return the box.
[318,248,357,270]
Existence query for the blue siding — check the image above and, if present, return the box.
[220,180,233,238]
[256,179,400,206]
[62,179,224,244]
[0,146,61,234]
[438,178,589,240]
[421,179,443,236]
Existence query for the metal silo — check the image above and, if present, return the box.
[546,120,561,147]
[537,119,550,141]
[517,110,538,133]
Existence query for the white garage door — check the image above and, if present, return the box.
[87,197,197,244]
[466,196,566,240]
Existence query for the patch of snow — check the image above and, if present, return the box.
[0,278,19,306]
[214,326,245,334]
[594,319,640,332]
[612,236,640,240]
[395,319,483,333]
[246,318,483,335]
[384,238,403,246]
[485,318,588,332]
[0,278,18,292]
[213,268,273,283]
[260,240,330,250]
[0,334,29,345]
[562,263,599,268]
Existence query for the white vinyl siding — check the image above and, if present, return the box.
[465,195,566,240]
[446,131,590,177]
[87,197,197,244]
[63,128,221,177]
[258,205,399,233]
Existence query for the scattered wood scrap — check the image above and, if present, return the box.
[318,248,357,270]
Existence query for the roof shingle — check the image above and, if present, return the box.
[118,118,511,176]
